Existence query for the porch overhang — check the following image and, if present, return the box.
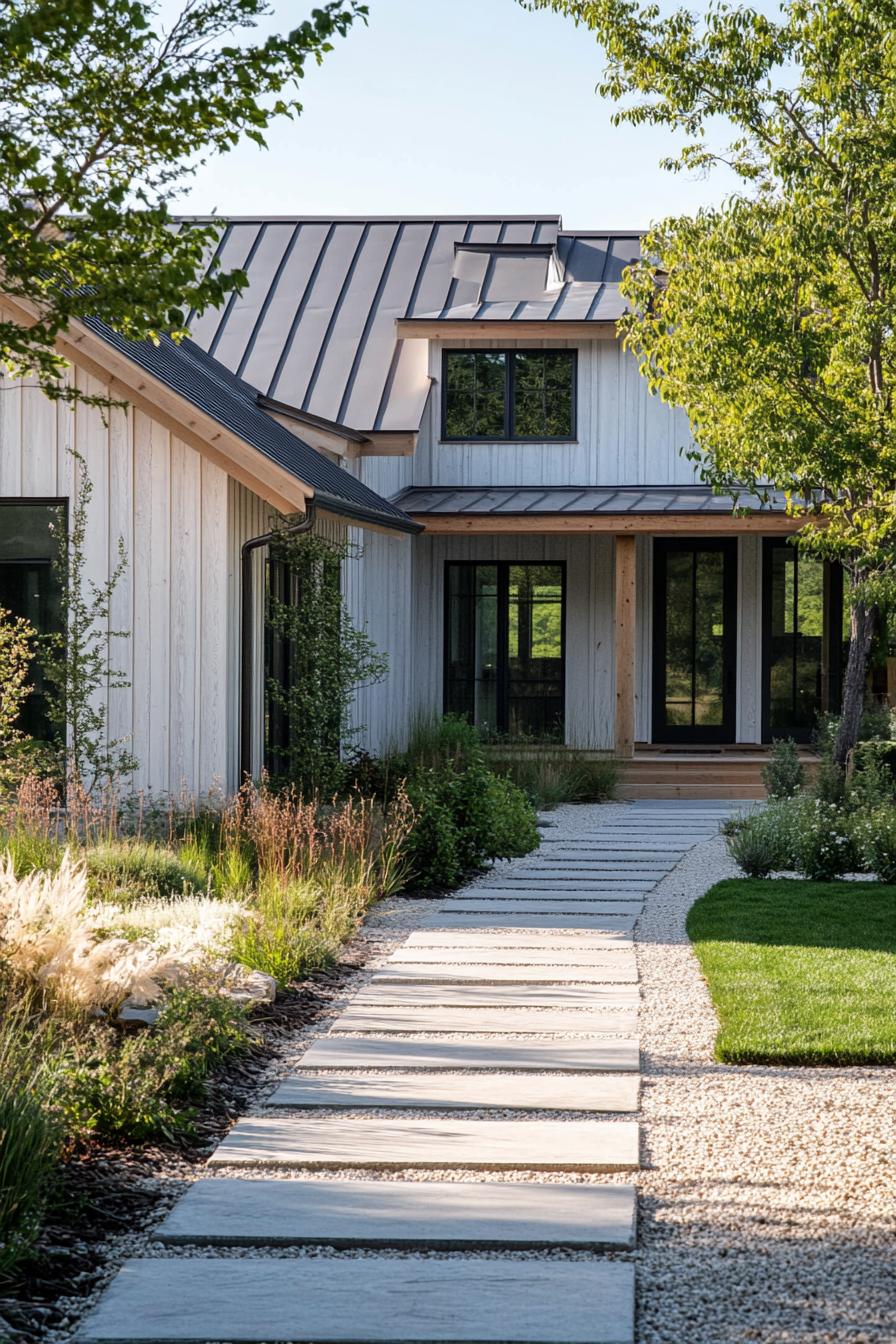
[394,485,805,535]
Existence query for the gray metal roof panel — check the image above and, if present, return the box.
[178,216,643,435]
[82,317,419,533]
[392,486,788,516]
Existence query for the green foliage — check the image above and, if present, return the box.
[485,772,541,858]
[762,739,804,800]
[532,0,896,763]
[852,807,896,883]
[688,878,896,1064]
[793,800,855,880]
[0,0,366,403]
[62,988,250,1141]
[0,823,63,876]
[846,743,896,811]
[265,529,387,796]
[725,802,797,878]
[491,751,618,809]
[42,451,137,793]
[403,770,461,888]
[85,841,207,905]
[0,997,64,1280]
[0,606,37,793]
[230,874,369,989]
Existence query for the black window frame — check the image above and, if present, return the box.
[442,559,566,740]
[440,348,578,443]
[760,537,845,743]
[0,497,67,745]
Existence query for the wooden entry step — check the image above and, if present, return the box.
[616,751,818,800]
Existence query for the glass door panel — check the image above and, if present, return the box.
[507,564,564,739]
[445,564,499,734]
[762,541,843,741]
[653,541,737,743]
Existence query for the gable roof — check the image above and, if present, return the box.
[83,315,420,533]
[176,216,642,437]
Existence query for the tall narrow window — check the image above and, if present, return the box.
[445,562,565,739]
[0,501,65,742]
[442,350,576,441]
[762,540,843,740]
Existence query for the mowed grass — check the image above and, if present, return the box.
[687,879,896,1065]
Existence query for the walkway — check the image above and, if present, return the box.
[75,802,734,1344]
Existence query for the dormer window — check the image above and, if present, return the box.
[441,349,576,442]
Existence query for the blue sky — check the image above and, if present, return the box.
[177,0,735,228]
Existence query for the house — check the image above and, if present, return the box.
[0,215,843,798]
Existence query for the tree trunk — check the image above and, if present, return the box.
[834,591,877,768]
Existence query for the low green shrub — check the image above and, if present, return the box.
[85,841,208,905]
[492,751,617,809]
[848,741,896,810]
[793,800,855,880]
[403,770,461,887]
[725,803,797,877]
[852,806,896,882]
[229,875,369,987]
[62,988,250,1141]
[0,827,64,876]
[762,738,804,800]
[0,1000,64,1280]
[485,773,541,857]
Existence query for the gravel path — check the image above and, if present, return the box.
[636,831,896,1344]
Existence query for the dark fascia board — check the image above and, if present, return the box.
[316,490,423,534]
[257,393,368,444]
[454,241,557,256]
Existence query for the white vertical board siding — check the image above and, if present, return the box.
[0,363,230,797]
[343,526,414,755]
[413,339,699,489]
[411,533,615,750]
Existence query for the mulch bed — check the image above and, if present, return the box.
[0,954,369,1343]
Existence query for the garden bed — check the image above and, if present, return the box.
[687,877,896,1064]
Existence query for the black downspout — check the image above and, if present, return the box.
[240,501,317,782]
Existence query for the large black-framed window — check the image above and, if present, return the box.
[762,539,844,742]
[441,349,577,441]
[444,561,565,740]
[652,539,738,744]
[0,499,66,742]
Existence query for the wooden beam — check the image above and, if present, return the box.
[413,513,803,536]
[614,535,637,760]
[395,320,618,341]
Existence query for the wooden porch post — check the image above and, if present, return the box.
[614,535,637,758]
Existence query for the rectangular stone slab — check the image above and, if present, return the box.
[330,1005,638,1034]
[209,1116,639,1170]
[75,1258,635,1343]
[353,984,639,1008]
[438,899,644,913]
[373,963,639,984]
[421,913,637,931]
[297,1034,639,1072]
[404,930,633,948]
[482,875,653,885]
[157,1177,637,1248]
[389,945,637,966]
[267,1071,640,1112]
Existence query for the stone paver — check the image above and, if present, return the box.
[208,1116,640,1170]
[75,1259,635,1344]
[78,801,740,1344]
[267,1071,640,1112]
[297,1033,640,1071]
[330,1004,638,1034]
[353,983,639,1007]
[157,1177,637,1248]
[374,961,639,983]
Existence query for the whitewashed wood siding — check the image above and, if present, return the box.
[0,366,231,797]
[412,339,698,488]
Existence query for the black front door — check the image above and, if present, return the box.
[652,539,738,743]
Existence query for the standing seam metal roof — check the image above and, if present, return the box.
[392,485,791,515]
[83,315,420,533]
[176,217,643,436]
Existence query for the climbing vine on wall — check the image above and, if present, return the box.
[265,528,387,796]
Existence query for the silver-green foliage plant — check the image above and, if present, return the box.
[762,739,805,800]
[265,529,387,797]
[726,802,799,878]
[43,450,137,794]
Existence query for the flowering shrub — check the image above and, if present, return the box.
[793,800,855,880]
[851,806,896,882]
[725,802,798,877]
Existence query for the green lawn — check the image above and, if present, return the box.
[686,879,896,1065]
